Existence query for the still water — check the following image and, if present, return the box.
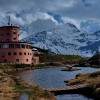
[15,67,99,100]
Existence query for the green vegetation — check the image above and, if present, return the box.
[0,70,19,100]
[12,76,56,100]
[0,66,56,100]
[0,54,86,72]
[40,54,82,62]
[0,63,50,74]
[0,54,84,69]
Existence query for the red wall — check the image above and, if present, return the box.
[0,26,19,42]
[0,48,34,64]
[0,26,40,64]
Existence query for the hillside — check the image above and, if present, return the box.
[19,19,100,57]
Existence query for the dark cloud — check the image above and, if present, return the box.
[0,0,100,29]
[0,0,99,19]
[0,0,75,13]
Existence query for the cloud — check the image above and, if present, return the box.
[25,11,58,25]
[0,0,35,13]
[0,0,99,20]
[61,17,81,29]
[0,0,76,13]
[0,12,25,25]
[10,13,25,25]
[82,0,94,7]
[0,0,100,31]
[0,11,59,26]
[80,18,100,32]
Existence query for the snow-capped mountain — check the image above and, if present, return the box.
[19,19,100,57]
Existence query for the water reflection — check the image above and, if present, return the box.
[14,67,99,100]
[14,67,99,88]
[20,94,28,100]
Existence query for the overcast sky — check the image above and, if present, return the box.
[0,0,100,30]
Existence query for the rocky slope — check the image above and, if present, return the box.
[19,19,100,57]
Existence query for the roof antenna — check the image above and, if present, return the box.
[7,12,11,26]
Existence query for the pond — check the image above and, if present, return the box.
[14,67,99,100]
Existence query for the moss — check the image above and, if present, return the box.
[0,62,57,100]
[11,75,56,100]
[29,89,56,100]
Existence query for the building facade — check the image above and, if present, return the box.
[0,26,39,64]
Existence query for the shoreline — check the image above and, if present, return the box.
[0,64,56,100]
[0,69,19,100]
[0,63,100,100]
[65,70,100,100]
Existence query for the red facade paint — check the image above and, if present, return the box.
[0,26,19,42]
[0,26,39,64]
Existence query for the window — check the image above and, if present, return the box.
[22,44,25,48]
[0,44,1,48]
[3,44,9,48]
[29,45,31,49]
[4,59,7,62]
[24,52,26,55]
[18,44,20,48]
[14,52,17,55]
[9,44,11,48]
[26,45,28,48]
[26,59,28,62]
[2,52,5,56]
[7,33,10,35]
[19,52,22,55]
[8,52,11,55]
[13,38,16,40]
[9,44,14,48]
[1,34,3,36]
[15,44,20,48]
[16,59,19,62]
[13,32,16,34]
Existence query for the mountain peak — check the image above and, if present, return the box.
[20,20,100,57]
